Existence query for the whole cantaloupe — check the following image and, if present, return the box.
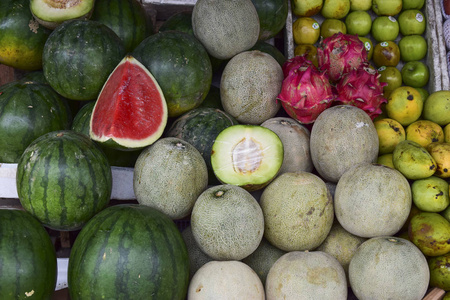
[261,117,313,174]
[220,50,283,124]
[349,237,430,300]
[265,251,348,300]
[188,260,264,300]
[192,0,260,60]
[334,163,412,238]
[181,226,213,279]
[190,184,264,260]
[310,105,379,182]
[133,137,208,220]
[260,172,333,251]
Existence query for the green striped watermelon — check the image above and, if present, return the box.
[42,19,126,101]
[0,209,57,299]
[0,79,71,163]
[132,31,212,117]
[16,130,112,231]
[91,0,153,53]
[68,204,189,299]
[251,0,288,40]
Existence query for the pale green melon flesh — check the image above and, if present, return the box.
[211,125,283,191]
[30,0,94,25]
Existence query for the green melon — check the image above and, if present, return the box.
[68,204,189,299]
[16,130,112,231]
[251,0,288,40]
[0,209,57,300]
[181,225,213,279]
[132,31,212,117]
[0,79,72,163]
[42,19,126,101]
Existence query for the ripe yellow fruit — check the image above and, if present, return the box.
[374,118,405,154]
[385,86,423,126]
[292,17,320,45]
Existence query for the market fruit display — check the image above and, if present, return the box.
[90,55,167,150]
[349,237,430,300]
[42,19,126,101]
[0,0,51,71]
[132,30,212,117]
[91,0,153,53]
[68,204,189,299]
[265,251,348,300]
[0,209,57,299]
[30,0,94,29]
[191,0,260,60]
[190,184,264,261]
[188,261,265,300]
[210,124,284,191]
[133,137,208,220]
[16,130,112,230]
[0,78,71,162]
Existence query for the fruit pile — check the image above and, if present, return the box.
[0,0,450,299]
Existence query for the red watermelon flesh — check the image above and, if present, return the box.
[90,55,168,150]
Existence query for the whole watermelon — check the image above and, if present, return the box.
[0,209,57,299]
[16,130,112,231]
[68,204,189,299]
[91,0,153,53]
[0,78,71,162]
[132,30,212,117]
[42,19,126,101]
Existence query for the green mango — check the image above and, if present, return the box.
[393,140,437,180]
[428,253,450,291]
[411,176,450,212]
[408,212,450,256]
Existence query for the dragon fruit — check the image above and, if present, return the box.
[318,33,368,83]
[282,55,314,77]
[335,64,387,120]
[277,58,334,124]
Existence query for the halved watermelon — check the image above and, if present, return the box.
[90,55,168,150]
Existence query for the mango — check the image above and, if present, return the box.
[444,123,450,143]
[377,153,394,168]
[406,120,445,147]
[442,205,450,222]
[393,140,436,180]
[374,118,405,154]
[428,253,450,291]
[427,142,450,178]
[408,212,450,256]
[423,90,450,126]
[411,176,449,212]
[386,86,423,126]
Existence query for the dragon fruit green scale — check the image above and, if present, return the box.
[277,58,334,124]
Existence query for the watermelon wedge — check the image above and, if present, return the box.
[90,55,168,150]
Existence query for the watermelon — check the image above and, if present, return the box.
[132,31,212,117]
[251,0,289,41]
[158,10,193,35]
[68,204,189,299]
[16,130,112,231]
[0,209,57,299]
[250,40,286,66]
[91,0,153,53]
[166,107,238,183]
[90,55,168,150]
[42,19,126,101]
[0,0,51,71]
[71,101,141,167]
[0,78,72,163]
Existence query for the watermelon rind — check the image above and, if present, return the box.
[90,55,168,150]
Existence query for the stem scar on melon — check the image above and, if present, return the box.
[90,55,168,150]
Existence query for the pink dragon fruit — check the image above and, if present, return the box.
[318,33,368,83]
[282,55,315,78]
[335,64,388,120]
[277,58,334,124]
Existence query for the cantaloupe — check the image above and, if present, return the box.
[349,237,430,300]
[310,105,379,182]
[265,251,348,300]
